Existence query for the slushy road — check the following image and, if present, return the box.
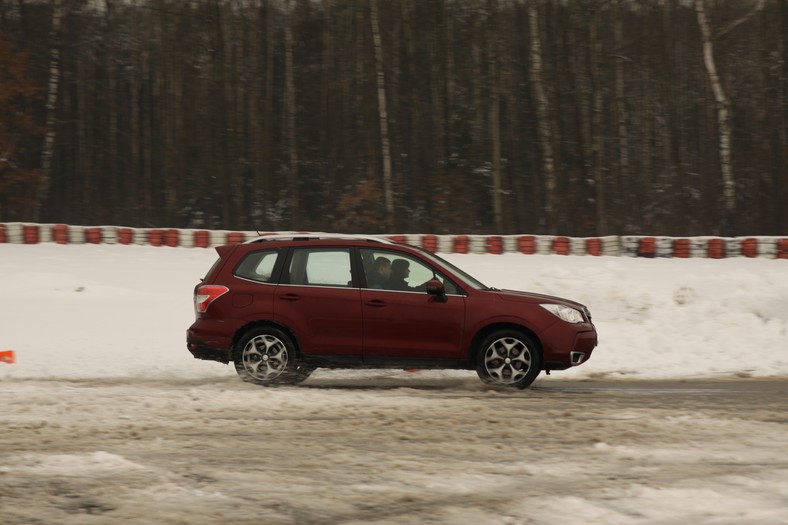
[2,375,786,524]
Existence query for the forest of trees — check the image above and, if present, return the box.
[0,0,786,236]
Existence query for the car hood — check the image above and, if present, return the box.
[494,289,587,310]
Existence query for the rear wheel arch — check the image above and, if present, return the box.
[232,323,315,386]
[232,320,300,360]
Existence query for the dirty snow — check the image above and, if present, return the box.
[1,243,787,525]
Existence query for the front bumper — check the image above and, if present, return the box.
[540,323,598,371]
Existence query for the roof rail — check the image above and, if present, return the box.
[245,232,396,244]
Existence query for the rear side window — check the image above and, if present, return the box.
[235,250,279,283]
[287,248,352,287]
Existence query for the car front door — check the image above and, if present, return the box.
[359,248,466,363]
[274,247,362,358]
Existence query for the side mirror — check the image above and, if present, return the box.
[425,279,447,303]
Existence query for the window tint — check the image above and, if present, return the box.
[288,248,352,287]
[235,250,278,283]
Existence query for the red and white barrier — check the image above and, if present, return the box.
[1,223,786,259]
[619,235,787,259]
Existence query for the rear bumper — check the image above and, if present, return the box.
[187,339,231,364]
[187,320,235,363]
[187,343,230,364]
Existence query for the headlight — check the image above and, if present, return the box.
[540,304,585,323]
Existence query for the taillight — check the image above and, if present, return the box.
[194,285,229,315]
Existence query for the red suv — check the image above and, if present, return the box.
[187,234,597,389]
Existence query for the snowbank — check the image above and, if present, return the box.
[1,243,787,381]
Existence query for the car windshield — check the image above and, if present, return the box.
[415,248,489,290]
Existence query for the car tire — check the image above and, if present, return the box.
[475,330,541,389]
[233,326,306,386]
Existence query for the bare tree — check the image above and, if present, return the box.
[33,0,64,222]
[528,1,557,233]
[261,0,275,226]
[489,0,503,231]
[588,4,606,235]
[2,0,785,235]
[284,0,299,225]
[695,0,765,232]
[613,0,630,234]
[369,0,394,227]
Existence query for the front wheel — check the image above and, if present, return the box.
[234,327,305,386]
[475,330,541,389]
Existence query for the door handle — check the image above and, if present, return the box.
[365,299,386,307]
[279,293,301,301]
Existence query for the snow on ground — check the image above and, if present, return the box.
[1,243,787,380]
[2,243,788,525]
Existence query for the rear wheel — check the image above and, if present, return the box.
[475,330,541,389]
[234,327,307,386]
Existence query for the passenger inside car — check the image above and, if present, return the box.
[367,256,392,289]
[389,259,415,291]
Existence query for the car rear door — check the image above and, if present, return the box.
[274,247,363,358]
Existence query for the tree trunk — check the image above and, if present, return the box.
[262,0,274,226]
[660,1,680,233]
[284,0,299,225]
[471,10,485,216]
[489,0,503,232]
[586,5,606,236]
[695,0,734,231]
[528,2,556,233]
[614,0,630,234]
[33,0,64,222]
[369,0,394,227]
[780,0,788,231]
[319,2,333,208]
[444,0,455,158]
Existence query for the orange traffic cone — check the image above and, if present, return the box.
[0,350,15,364]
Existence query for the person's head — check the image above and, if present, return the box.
[391,258,410,279]
[374,256,392,277]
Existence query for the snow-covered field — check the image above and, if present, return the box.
[1,243,787,524]
[2,243,787,381]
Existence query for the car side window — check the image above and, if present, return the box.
[360,248,460,294]
[234,250,278,283]
[288,248,352,287]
